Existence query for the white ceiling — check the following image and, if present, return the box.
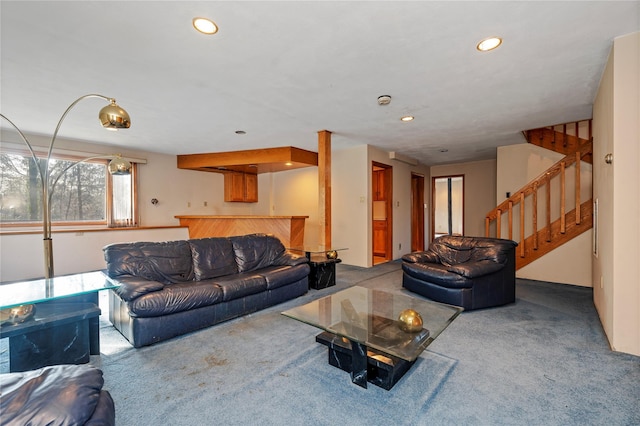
[1,1,638,166]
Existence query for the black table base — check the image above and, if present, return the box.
[308,259,341,290]
[0,302,101,372]
[315,331,415,390]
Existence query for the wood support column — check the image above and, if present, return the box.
[318,130,332,247]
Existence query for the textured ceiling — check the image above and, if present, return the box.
[1,1,638,166]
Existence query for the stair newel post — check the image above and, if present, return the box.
[532,181,538,250]
[508,201,513,240]
[560,161,566,234]
[545,175,552,242]
[575,151,581,225]
[520,192,525,258]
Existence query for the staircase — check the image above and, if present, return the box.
[485,120,593,270]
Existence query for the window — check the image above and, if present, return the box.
[432,175,464,240]
[0,151,137,228]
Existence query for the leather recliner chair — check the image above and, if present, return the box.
[402,235,518,310]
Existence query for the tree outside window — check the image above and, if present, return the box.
[0,152,136,227]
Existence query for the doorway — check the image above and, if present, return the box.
[411,173,425,252]
[372,162,392,265]
[431,175,464,241]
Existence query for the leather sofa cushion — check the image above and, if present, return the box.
[230,234,287,273]
[402,262,473,289]
[257,264,310,290]
[104,240,194,284]
[212,272,268,301]
[189,237,238,280]
[402,251,440,264]
[127,281,224,317]
[448,260,504,279]
[113,276,166,301]
[0,364,110,426]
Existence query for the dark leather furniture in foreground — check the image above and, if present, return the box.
[104,233,310,348]
[0,364,115,426]
[402,235,518,310]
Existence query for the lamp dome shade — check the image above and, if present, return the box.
[108,156,132,175]
[99,101,131,129]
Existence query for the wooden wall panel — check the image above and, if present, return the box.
[175,215,308,247]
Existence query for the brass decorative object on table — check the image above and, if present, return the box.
[0,304,36,325]
[398,308,423,333]
[326,250,338,259]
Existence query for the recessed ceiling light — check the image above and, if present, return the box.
[285,162,293,166]
[476,37,502,52]
[193,17,218,35]
[400,115,414,122]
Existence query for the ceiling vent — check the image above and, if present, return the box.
[377,95,392,105]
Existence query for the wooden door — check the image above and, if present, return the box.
[372,162,392,264]
[411,173,425,252]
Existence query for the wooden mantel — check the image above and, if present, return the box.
[174,215,308,247]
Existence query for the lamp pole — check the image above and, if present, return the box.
[0,94,131,278]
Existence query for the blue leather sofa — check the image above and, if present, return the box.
[402,235,517,310]
[104,234,309,347]
[0,364,115,425]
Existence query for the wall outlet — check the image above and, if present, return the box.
[187,202,191,208]
[398,243,401,250]
[204,201,208,207]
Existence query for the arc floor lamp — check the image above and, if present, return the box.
[0,94,132,279]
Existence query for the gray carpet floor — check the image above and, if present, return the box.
[92,261,640,425]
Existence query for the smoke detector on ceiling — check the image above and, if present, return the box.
[377,95,392,105]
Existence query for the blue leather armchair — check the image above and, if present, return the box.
[402,235,518,310]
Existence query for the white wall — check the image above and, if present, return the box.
[593,32,640,356]
[496,143,593,287]
[0,227,189,282]
[332,145,369,267]
[331,144,429,267]
[1,133,432,278]
[271,167,319,247]
[0,133,283,281]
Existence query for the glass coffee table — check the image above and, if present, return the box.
[0,271,120,372]
[282,286,462,390]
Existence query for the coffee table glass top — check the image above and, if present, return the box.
[282,286,463,361]
[0,271,119,310]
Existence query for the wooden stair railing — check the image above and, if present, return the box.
[523,119,593,163]
[485,140,593,269]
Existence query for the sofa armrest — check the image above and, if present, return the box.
[447,260,504,279]
[273,251,310,267]
[402,251,440,264]
[112,276,165,301]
